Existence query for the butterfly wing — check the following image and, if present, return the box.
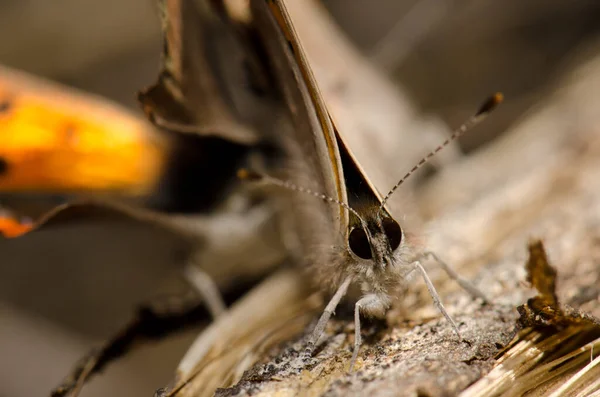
[139,0,273,145]
[252,0,394,237]
[250,0,346,254]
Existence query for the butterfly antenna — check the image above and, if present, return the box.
[379,92,503,210]
[237,169,369,228]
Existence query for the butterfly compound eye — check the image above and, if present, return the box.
[382,218,402,251]
[349,227,373,259]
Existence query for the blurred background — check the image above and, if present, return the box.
[2,0,599,148]
[0,0,599,396]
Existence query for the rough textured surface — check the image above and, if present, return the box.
[214,305,516,397]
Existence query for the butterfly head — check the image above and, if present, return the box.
[348,213,402,269]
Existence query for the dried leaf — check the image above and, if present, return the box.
[525,240,558,304]
[517,240,600,330]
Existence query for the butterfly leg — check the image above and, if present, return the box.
[349,294,389,372]
[304,276,352,357]
[412,260,462,339]
[420,251,489,303]
[183,263,226,319]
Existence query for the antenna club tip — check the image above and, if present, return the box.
[476,92,504,116]
[237,168,262,181]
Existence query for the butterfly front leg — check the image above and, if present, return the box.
[420,251,489,303]
[410,259,462,339]
[304,276,352,358]
[350,293,391,371]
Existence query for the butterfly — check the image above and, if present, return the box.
[243,0,502,369]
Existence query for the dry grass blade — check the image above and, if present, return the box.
[462,329,600,397]
[548,350,600,397]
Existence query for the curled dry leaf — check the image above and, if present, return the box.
[524,240,558,307]
[518,240,600,330]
